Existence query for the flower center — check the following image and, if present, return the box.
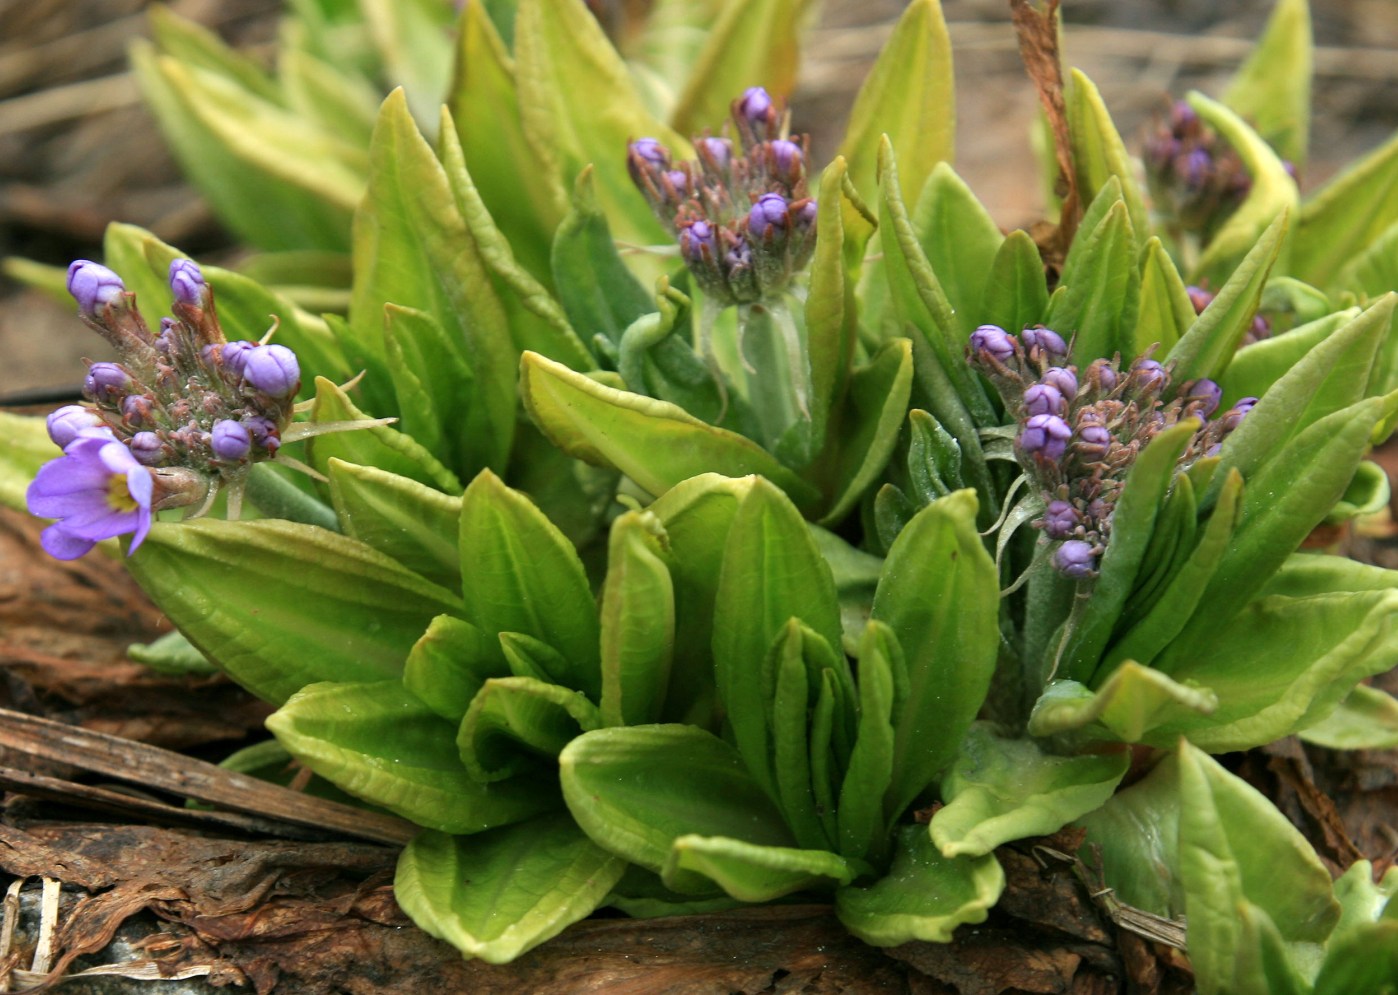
[106,473,139,513]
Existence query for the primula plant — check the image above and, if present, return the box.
[4,0,1398,987]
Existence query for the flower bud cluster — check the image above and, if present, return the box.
[1143,101,1252,236]
[627,87,817,305]
[969,323,1256,579]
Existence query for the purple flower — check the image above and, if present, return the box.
[795,199,818,229]
[210,419,251,461]
[1021,326,1067,359]
[1019,414,1073,461]
[1186,285,1214,314]
[1043,500,1080,539]
[1041,367,1078,398]
[66,260,125,314]
[680,220,716,265]
[627,138,668,182]
[245,416,280,453]
[748,193,789,239]
[1023,383,1065,417]
[664,170,689,196]
[242,344,300,398]
[970,324,1017,363]
[168,258,206,306]
[26,432,154,560]
[84,362,130,402]
[221,340,255,379]
[121,394,155,428]
[46,405,105,448]
[736,86,773,127]
[1054,539,1098,579]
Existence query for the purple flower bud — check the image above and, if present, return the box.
[242,344,300,398]
[748,193,789,239]
[796,199,818,228]
[725,236,753,274]
[222,340,255,379]
[84,362,131,402]
[155,318,178,355]
[1131,358,1167,392]
[1220,396,1258,433]
[1181,148,1212,187]
[696,137,732,170]
[736,86,773,127]
[245,416,280,453]
[1040,367,1077,398]
[66,260,125,314]
[1182,378,1222,418]
[1186,285,1214,314]
[1170,101,1198,132]
[627,138,668,182]
[664,170,689,196]
[970,324,1017,363]
[129,431,164,465]
[680,220,716,265]
[1054,540,1098,579]
[769,139,802,174]
[1021,326,1068,359]
[168,258,206,306]
[121,394,155,427]
[1088,359,1118,392]
[46,405,105,448]
[1076,423,1113,459]
[210,419,252,461]
[1043,500,1080,539]
[1023,383,1065,417]
[1019,414,1073,461]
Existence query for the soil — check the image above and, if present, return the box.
[1,1,1397,992]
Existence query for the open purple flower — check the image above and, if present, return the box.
[26,431,154,560]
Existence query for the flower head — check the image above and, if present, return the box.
[26,431,154,560]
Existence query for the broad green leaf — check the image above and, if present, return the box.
[665,835,860,903]
[604,865,744,918]
[1177,742,1340,993]
[358,0,455,129]
[127,630,216,676]
[905,408,963,504]
[913,163,1004,337]
[977,229,1050,337]
[559,725,795,891]
[931,724,1128,859]
[1134,236,1195,356]
[1187,92,1299,285]
[0,412,53,514]
[1294,131,1398,289]
[267,680,552,832]
[837,0,953,207]
[278,46,379,149]
[458,674,603,782]
[1299,684,1398,750]
[459,470,601,698]
[348,89,515,464]
[127,519,462,704]
[381,303,483,479]
[805,158,858,449]
[1166,213,1288,383]
[449,0,566,279]
[1059,420,1199,685]
[130,45,361,253]
[713,478,844,794]
[1222,0,1311,166]
[836,825,1003,945]
[669,0,814,135]
[551,168,654,348]
[1234,902,1310,995]
[1067,69,1149,245]
[505,422,618,552]
[402,614,505,723]
[818,338,914,525]
[599,510,676,727]
[327,459,460,589]
[1331,859,1398,941]
[870,489,997,816]
[1051,196,1139,364]
[1218,308,1357,407]
[836,621,899,864]
[1332,217,1398,303]
[1312,921,1398,995]
[1323,457,1392,525]
[395,820,626,964]
[513,0,681,250]
[1026,665,1218,745]
[147,6,281,101]
[519,351,821,508]
[307,377,462,493]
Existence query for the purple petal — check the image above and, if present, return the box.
[40,525,97,560]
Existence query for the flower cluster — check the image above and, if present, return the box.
[969,323,1256,578]
[26,259,304,559]
[1143,101,1253,236]
[627,87,817,305]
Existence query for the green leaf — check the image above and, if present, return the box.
[604,865,745,919]
[127,630,217,677]
[459,471,601,698]
[1218,308,1358,406]
[599,511,676,727]
[458,674,603,782]
[1294,131,1398,290]
[1299,684,1398,750]
[837,0,954,208]
[0,412,55,514]
[871,489,997,816]
[147,6,281,101]
[267,680,553,832]
[836,621,899,864]
[1222,0,1311,166]
[307,376,462,493]
[818,338,914,525]
[836,825,1003,945]
[1051,190,1140,365]
[1177,741,1340,992]
[665,835,860,903]
[127,520,462,705]
[559,725,795,892]
[1312,921,1398,995]
[805,157,858,450]
[930,724,1129,858]
[713,478,845,794]
[1067,69,1150,246]
[669,0,814,135]
[358,0,455,129]
[1134,236,1196,356]
[913,162,1004,337]
[519,351,821,508]
[402,614,505,723]
[1332,218,1398,304]
[977,228,1050,337]
[1166,213,1288,383]
[1026,665,1218,745]
[395,820,627,964]
[327,459,460,589]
